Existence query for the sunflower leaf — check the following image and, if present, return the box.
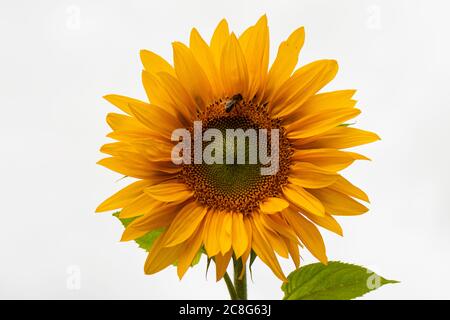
[113,212,163,251]
[281,261,398,300]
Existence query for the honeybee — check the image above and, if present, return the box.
[225,93,243,113]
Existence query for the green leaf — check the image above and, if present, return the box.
[249,250,257,280]
[113,212,162,251]
[281,261,398,300]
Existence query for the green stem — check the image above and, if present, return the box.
[233,258,247,300]
[223,272,238,300]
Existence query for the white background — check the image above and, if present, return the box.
[1,0,449,299]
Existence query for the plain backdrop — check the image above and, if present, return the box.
[1,0,449,299]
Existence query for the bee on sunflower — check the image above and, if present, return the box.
[96,15,381,300]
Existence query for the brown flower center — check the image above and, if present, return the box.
[179,97,292,214]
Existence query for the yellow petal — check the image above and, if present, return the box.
[260,197,289,214]
[250,217,287,282]
[190,28,223,98]
[215,250,232,281]
[96,180,151,212]
[271,60,338,117]
[106,113,146,131]
[158,72,199,120]
[120,227,148,242]
[163,202,207,247]
[210,19,229,67]
[103,94,148,115]
[121,204,179,242]
[141,71,171,108]
[289,162,339,188]
[100,142,135,156]
[157,72,197,120]
[238,15,269,98]
[119,193,161,218]
[242,216,253,260]
[329,176,370,203]
[177,220,205,279]
[127,100,183,138]
[145,182,193,203]
[204,211,221,257]
[266,27,305,99]
[297,126,380,149]
[121,204,176,242]
[144,234,184,274]
[220,33,249,98]
[286,238,301,269]
[106,129,161,143]
[231,212,248,258]
[260,214,298,241]
[283,208,328,263]
[309,188,369,216]
[97,157,153,180]
[289,89,357,123]
[283,184,325,217]
[300,211,343,236]
[253,214,289,258]
[292,148,369,172]
[287,108,361,139]
[173,41,213,109]
[218,212,232,255]
[123,201,183,236]
[140,50,175,76]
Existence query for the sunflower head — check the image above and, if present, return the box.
[97,15,379,282]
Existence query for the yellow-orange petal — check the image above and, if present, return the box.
[283,184,325,217]
[204,211,221,257]
[218,212,232,255]
[286,238,301,269]
[210,19,229,67]
[119,193,161,218]
[260,214,298,241]
[215,250,232,281]
[144,182,193,202]
[266,27,305,99]
[144,234,184,275]
[271,59,338,117]
[122,201,184,238]
[292,148,369,172]
[97,157,152,180]
[309,188,369,216]
[231,212,248,258]
[220,33,249,98]
[286,108,361,139]
[190,28,223,98]
[177,220,205,279]
[296,126,380,149]
[300,211,343,236]
[259,197,290,214]
[238,15,269,98]
[253,214,289,258]
[163,202,207,247]
[250,217,287,282]
[173,41,213,109]
[283,208,328,264]
[127,101,183,138]
[96,180,151,212]
[106,113,147,132]
[103,94,148,115]
[289,162,339,189]
[328,175,370,203]
[140,49,175,76]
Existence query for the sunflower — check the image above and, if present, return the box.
[96,15,379,283]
